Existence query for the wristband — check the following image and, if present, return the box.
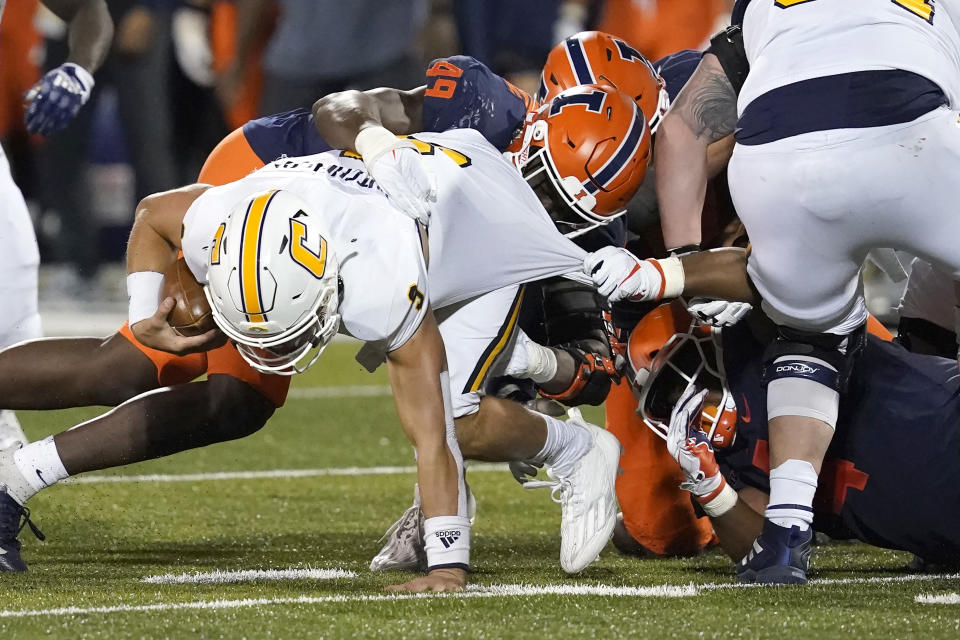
[698,481,738,518]
[127,271,164,325]
[643,255,685,300]
[354,125,413,168]
[423,515,471,571]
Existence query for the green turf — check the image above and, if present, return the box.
[3,343,959,638]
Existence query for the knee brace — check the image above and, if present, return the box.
[762,325,866,428]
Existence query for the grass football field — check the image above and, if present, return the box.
[3,342,960,638]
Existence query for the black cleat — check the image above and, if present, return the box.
[737,519,812,585]
[0,487,44,572]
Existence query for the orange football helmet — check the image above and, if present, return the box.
[627,301,738,449]
[512,83,650,237]
[538,31,670,133]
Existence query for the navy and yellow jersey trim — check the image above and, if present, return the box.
[238,190,280,323]
[242,108,333,164]
[422,55,531,153]
[736,69,946,145]
[463,287,526,393]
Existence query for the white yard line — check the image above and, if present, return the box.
[0,584,695,619]
[142,568,357,585]
[4,574,960,619]
[916,593,960,604]
[287,385,391,400]
[703,572,960,591]
[65,463,509,485]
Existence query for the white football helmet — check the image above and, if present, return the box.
[204,189,341,375]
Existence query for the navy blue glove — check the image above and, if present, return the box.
[24,63,95,136]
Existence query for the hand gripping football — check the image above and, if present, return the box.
[162,257,215,337]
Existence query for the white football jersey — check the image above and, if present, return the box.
[737,0,960,112]
[405,128,587,307]
[181,128,586,351]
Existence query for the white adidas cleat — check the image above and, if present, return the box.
[0,411,27,450]
[370,486,426,572]
[369,483,477,572]
[541,409,621,574]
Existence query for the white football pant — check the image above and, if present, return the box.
[729,106,960,335]
[0,147,41,349]
[437,284,523,418]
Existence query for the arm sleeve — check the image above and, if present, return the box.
[707,26,749,95]
[422,55,532,151]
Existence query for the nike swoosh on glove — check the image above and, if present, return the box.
[665,386,723,499]
[366,146,438,226]
[583,246,662,302]
[24,63,95,136]
[686,298,752,327]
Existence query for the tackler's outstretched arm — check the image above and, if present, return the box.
[313,87,436,225]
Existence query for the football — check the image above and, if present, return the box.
[161,257,215,337]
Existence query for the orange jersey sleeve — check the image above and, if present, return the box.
[198,127,266,186]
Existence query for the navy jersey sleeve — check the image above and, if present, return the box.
[653,49,703,102]
[241,108,333,164]
[422,55,532,152]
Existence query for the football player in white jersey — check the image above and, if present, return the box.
[617,0,960,584]
[0,0,112,450]
[0,116,648,586]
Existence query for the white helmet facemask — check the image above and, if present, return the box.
[204,189,341,376]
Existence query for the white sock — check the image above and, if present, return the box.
[504,330,558,384]
[765,459,817,531]
[12,436,69,502]
[530,413,591,478]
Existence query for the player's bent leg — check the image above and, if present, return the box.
[606,380,716,558]
[737,324,866,585]
[0,375,275,571]
[55,374,276,474]
[374,286,620,573]
[0,333,162,410]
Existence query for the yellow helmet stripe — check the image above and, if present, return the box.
[238,190,278,323]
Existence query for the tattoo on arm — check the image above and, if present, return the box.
[674,69,738,143]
